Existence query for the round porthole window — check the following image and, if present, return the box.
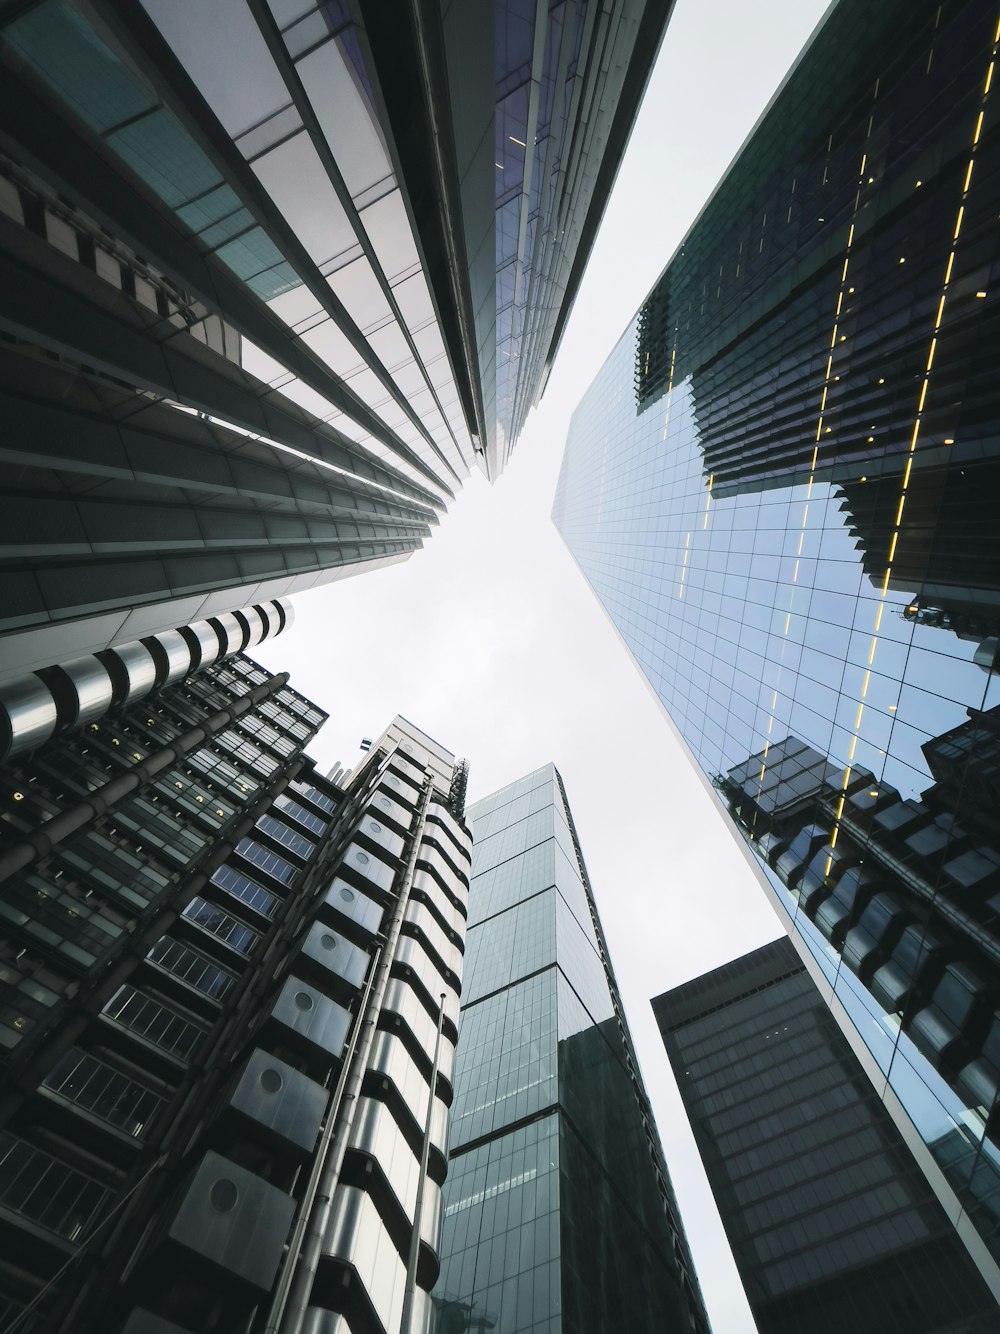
[259,1068,283,1094]
[355,851,369,865]
[388,776,399,787]
[379,797,390,809]
[340,887,355,902]
[402,743,413,753]
[369,821,382,834]
[210,1179,239,1213]
[320,933,337,951]
[294,991,314,1011]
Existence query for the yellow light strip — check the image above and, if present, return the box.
[757,141,871,799]
[825,15,997,857]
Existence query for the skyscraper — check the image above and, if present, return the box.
[0,633,471,1334]
[485,0,675,478]
[0,0,673,680]
[653,937,999,1334]
[553,0,1000,1296]
[432,763,709,1333]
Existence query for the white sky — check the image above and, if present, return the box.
[253,2,832,1327]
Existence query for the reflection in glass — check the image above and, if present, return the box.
[554,0,1000,1284]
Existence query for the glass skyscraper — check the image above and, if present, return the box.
[432,764,708,1333]
[0,0,673,686]
[654,938,998,1334]
[554,0,1000,1300]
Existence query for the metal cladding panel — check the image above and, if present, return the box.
[0,674,57,757]
[299,920,369,991]
[167,1150,296,1293]
[301,1311,355,1334]
[183,619,224,671]
[340,843,396,896]
[151,629,194,686]
[240,605,266,648]
[404,900,464,976]
[426,802,472,860]
[271,977,352,1060]
[349,1096,443,1255]
[388,751,426,787]
[382,978,457,1082]
[395,934,460,1001]
[210,612,247,656]
[356,813,406,862]
[56,655,115,725]
[323,1186,408,1334]
[320,879,384,939]
[411,872,466,941]
[415,844,468,913]
[378,770,421,808]
[106,639,158,703]
[121,1312,195,1334]
[368,790,414,832]
[369,1031,447,1148]
[228,1048,327,1154]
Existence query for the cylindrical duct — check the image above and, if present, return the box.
[179,620,224,672]
[0,597,293,762]
[141,631,192,689]
[38,657,116,728]
[0,676,58,759]
[240,606,267,650]
[210,612,247,657]
[99,640,158,705]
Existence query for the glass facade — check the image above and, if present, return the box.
[654,938,999,1333]
[433,765,708,1333]
[554,0,1000,1292]
[488,0,673,477]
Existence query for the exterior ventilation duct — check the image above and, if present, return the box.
[0,598,294,762]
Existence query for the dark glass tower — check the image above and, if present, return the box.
[553,0,1000,1298]
[432,764,708,1333]
[653,938,999,1334]
[0,638,471,1334]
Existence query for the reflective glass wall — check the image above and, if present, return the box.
[433,765,708,1332]
[554,0,1000,1291]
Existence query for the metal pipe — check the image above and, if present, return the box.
[262,945,382,1334]
[277,764,435,1334]
[399,989,446,1334]
[0,673,289,886]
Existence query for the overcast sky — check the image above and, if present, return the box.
[254,2,832,1328]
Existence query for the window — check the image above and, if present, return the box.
[210,864,279,918]
[272,793,329,836]
[43,1048,161,1138]
[183,896,258,955]
[254,815,314,860]
[0,1133,108,1241]
[235,837,295,884]
[147,937,234,1000]
[102,985,205,1059]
